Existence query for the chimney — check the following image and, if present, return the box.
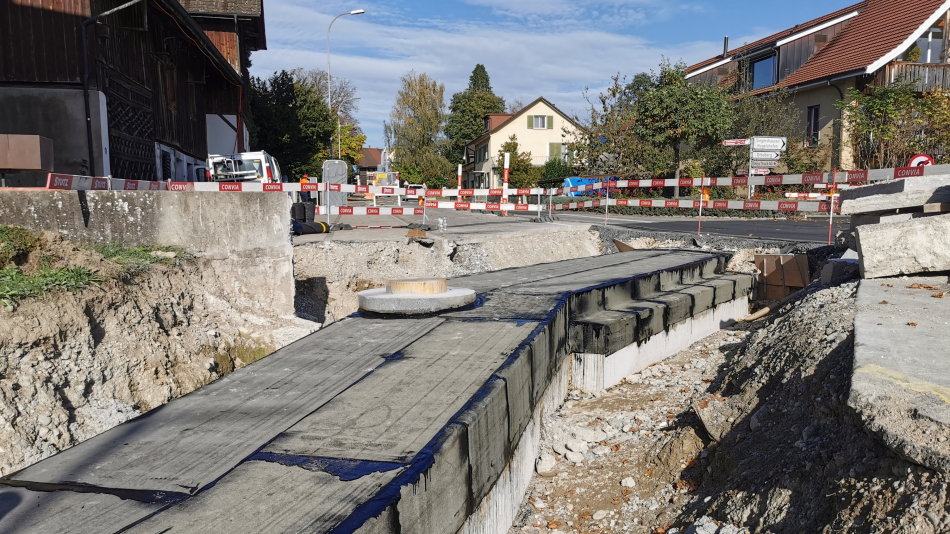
[723,36,729,58]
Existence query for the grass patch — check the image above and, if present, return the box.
[92,244,190,274]
[0,265,99,311]
[0,225,40,266]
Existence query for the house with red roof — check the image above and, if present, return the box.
[686,0,950,170]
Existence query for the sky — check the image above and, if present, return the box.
[248,0,860,149]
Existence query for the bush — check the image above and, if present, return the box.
[0,225,39,267]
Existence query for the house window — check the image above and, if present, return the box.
[533,115,547,129]
[805,105,821,147]
[751,55,776,91]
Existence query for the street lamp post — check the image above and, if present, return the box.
[327,9,364,160]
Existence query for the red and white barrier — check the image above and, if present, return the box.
[553,198,841,213]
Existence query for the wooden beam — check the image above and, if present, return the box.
[923,202,950,214]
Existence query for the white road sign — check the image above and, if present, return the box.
[751,151,781,160]
[751,137,788,151]
[751,160,780,168]
[737,169,770,176]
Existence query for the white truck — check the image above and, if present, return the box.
[207,151,283,182]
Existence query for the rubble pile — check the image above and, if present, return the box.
[513,282,950,533]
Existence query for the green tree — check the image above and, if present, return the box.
[632,60,732,193]
[443,65,506,164]
[247,70,335,179]
[386,71,453,188]
[836,81,927,169]
[495,134,540,188]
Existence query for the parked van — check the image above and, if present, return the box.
[207,151,282,182]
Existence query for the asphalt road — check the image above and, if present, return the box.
[514,212,849,243]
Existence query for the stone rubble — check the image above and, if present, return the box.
[510,280,950,534]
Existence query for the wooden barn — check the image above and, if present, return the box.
[0,0,266,185]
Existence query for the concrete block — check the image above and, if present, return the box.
[458,378,510,504]
[840,175,950,215]
[646,290,693,325]
[355,506,399,534]
[719,273,754,296]
[679,284,716,315]
[850,212,914,229]
[850,278,950,472]
[698,277,735,305]
[397,424,471,534]
[820,259,859,285]
[856,213,950,278]
[570,309,641,355]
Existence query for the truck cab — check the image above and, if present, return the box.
[207,151,282,182]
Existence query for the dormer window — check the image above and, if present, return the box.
[751,55,776,90]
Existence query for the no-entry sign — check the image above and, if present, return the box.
[910,154,935,167]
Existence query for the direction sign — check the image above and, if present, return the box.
[737,169,770,176]
[723,138,751,146]
[751,137,788,151]
[752,151,781,160]
[751,160,780,168]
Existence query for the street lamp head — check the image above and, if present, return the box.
[350,9,364,15]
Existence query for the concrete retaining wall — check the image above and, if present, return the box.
[0,190,295,318]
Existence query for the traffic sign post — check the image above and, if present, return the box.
[745,136,788,198]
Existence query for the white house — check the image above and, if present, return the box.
[462,97,581,188]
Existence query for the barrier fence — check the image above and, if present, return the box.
[37,163,950,216]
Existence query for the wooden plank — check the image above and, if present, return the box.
[262,320,537,463]
[10,317,444,494]
[924,203,950,214]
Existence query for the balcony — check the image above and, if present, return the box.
[877,61,950,92]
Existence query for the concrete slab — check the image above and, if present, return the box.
[850,278,950,472]
[839,175,950,215]
[494,349,534,444]
[856,213,950,278]
[261,320,536,463]
[9,318,443,494]
[125,461,405,534]
[0,486,161,533]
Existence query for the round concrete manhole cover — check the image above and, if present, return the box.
[358,278,476,315]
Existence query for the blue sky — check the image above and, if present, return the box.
[249,0,860,149]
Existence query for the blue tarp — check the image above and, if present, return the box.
[563,177,621,197]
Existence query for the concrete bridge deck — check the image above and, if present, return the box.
[0,250,752,533]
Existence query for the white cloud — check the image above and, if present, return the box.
[250,1,772,151]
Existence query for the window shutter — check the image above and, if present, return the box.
[527,116,533,129]
[549,143,562,159]
[547,116,554,129]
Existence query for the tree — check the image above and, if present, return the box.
[495,135,540,188]
[386,71,453,187]
[443,65,506,164]
[632,60,732,194]
[292,68,361,133]
[924,91,950,160]
[836,81,927,169]
[317,124,366,168]
[507,99,527,114]
[248,71,335,179]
